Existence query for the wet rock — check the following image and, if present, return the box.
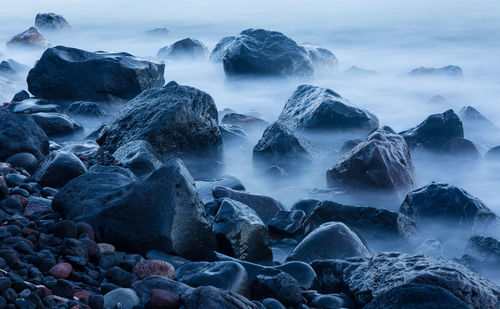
[400,109,463,151]
[211,198,272,262]
[196,175,245,204]
[68,101,107,118]
[212,186,285,224]
[157,38,208,60]
[103,288,140,309]
[326,130,416,199]
[252,268,302,306]
[6,27,50,49]
[261,298,284,309]
[339,138,362,155]
[439,136,480,160]
[415,239,444,258]
[5,153,38,174]
[132,260,175,280]
[221,113,269,131]
[11,90,30,102]
[35,13,71,30]
[132,276,191,304]
[278,85,379,132]
[303,45,337,70]
[464,235,500,267]
[31,112,83,137]
[53,159,217,259]
[8,99,61,114]
[485,146,500,160]
[209,36,236,62]
[34,151,87,188]
[112,140,162,177]
[460,106,496,130]
[105,266,137,288]
[0,113,49,161]
[221,29,313,77]
[268,210,310,237]
[287,222,370,263]
[181,285,258,309]
[27,46,165,102]
[408,65,463,78]
[150,288,181,309]
[219,124,248,144]
[145,250,191,269]
[48,262,72,279]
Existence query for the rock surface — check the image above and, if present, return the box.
[34,151,88,188]
[157,38,208,59]
[6,27,50,49]
[409,65,463,78]
[31,112,83,137]
[35,13,71,30]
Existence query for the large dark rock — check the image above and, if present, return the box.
[0,112,49,161]
[326,131,416,198]
[278,85,379,132]
[459,106,496,130]
[221,29,313,77]
[312,252,500,309]
[68,101,107,118]
[53,159,217,259]
[400,182,493,228]
[27,46,165,102]
[132,276,191,304]
[97,81,222,163]
[157,38,208,60]
[31,112,83,137]
[212,186,285,224]
[35,13,71,30]
[5,152,39,174]
[286,222,370,263]
[6,27,50,49]
[252,268,302,306]
[310,200,419,245]
[268,210,311,237]
[196,175,245,204]
[253,122,313,169]
[112,140,162,177]
[181,285,258,309]
[400,109,464,151]
[364,283,472,309]
[439,136,480,159]
[34,151,87,188]
[408,65,463,78]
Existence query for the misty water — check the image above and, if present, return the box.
[2,0,500,281]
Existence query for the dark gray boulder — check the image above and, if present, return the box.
[222,29,313,77]
[339,138,362,155]
[303,45,337,70]
[196,175,245,204]
[210,36,236,62]
[68,101,107,118]
[219,124,248,144]
[278,85,379,132]
[34,151,87,188]
[97,81,222,163]
[486,146,500,160]
[112,140,162,177]
[400,109,464,151]
[31,112,83,137]
[11,90,30,102]
[53,159,217,259]
[27,46,165,102]
[0,112,49,161]
[35,13,71,30]
[181,285,258,309]
[464,235,500,267]
[221,113,268,131]
[252,268,302,306]
[157,38,208,60]
[268,210,310,237]
[8,99,61,114]
[439,136,480,159]
[6,27,50,49]
[326,131,416,198]
[408,65,463,78]
[459,106,496,130]
[311,252,500,309]
[5,153,39,174]
[132,276,191,304]
[286,222,370,263]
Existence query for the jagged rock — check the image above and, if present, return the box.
[221,113,268,131]
[181,285,258,309]
[303,45,337,70]
[35,13,71,30]
[6,27,50,49]
[68,101,107,118]
[439,136,480,159]
[209,36,236,62]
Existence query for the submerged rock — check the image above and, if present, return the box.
[278,85,379,132]
[408,65,463,78]
[31,112,83,137]
[6,27,50,49]
[35,13,71,30]
[157,38,208,60]
[27,46,165,102]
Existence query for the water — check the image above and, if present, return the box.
[2,0,500,279]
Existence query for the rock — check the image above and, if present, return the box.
[211,198,272,262]
[364,283,471,309]
[303,45,337,70]
[439,136,480,159]
[221,113,269,131]
[98,243,116,255]
[150,289,181,309]
[11,90,30,102]
[103,288,140,309]
[212,186,285,224]
[132,260,175,280]
[408,65,463,78]
[34,151,87,188]
[459,106,496,130]
[219,124,248,144]
[31,112,83,137]
[464,235,500,267]
[145,27,169,36]
[268,210,310,237]
[252,268,302,306]
[310,293,354,309]
[145,250,191,269]
[8,99,61,114]
[35,13,71,30]
[157,38,208,60]
[52,220,78,238]
[339,138,362,154]
[345,66,378,75]
[312,252,500,309]
[415,239,444,258]
[53,159,217,259]
[196,175,245,204]
[310,201,419,245]
[132,276,191,304]
[68,101,107,118]
[0,60,28,78]
[176,261,249,296]
[221,29,313,77]
[181,285,258,309]
[253,122,314,169]
[105,266,137,288]
[97,81,222,165]
[27,46,165,102]
[278,85,378,132]
[261,298,285,309]
[48,262,72,279]
[112,140,162,177]
[6,27,50,49]
[400,182,492,228]
[400,109,464,151]
[485,146,500,160]
[209,36,236,62]
[62,141,99,157]
[5,153,38,174]
[286,222,370,263]
[326,130,416,198]
[0,113,49,161]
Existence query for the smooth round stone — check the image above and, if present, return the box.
[0,185,8,200]
[10,188,29,197]
[48,262,72,279]
[262,298,286,309]
[132,260,175,280]
[80,238,100,257]
[98,243,115,254]
[103,288,140,309]
[5,174,27,187]
[150,289,181,309]
[5,153,38,174]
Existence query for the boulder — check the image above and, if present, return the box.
[486,146,500,160]
[0,59,28,78]
[211,198,272,263]
[219,124,248,144]
[8,99,61,114]
[312,252,500,309]
[464,235,500,267]
[12,90,30,102]
[252,268,302,306]
[326,131,416,198]
[196,175,245,204]
[303,45,338,70]
[439,136,480,159]
[209,36,236,62]
[278,85,379,132]
[253,122,314,169]
[157,38,208,60]
[221,113,268,131]
[212,186,285,224]
[31,112,83,137]
[34,151,87,188]
[286,222,370,263]
[68,101,107,118]
[132,260,176,280]
[112,140,162,177]
[400,109,464,151]
[53,159,217,259]
[145,27,169,36]
[459,106,496,130]
[35,13,71,30]
[268,210,310,237]
[97,81,222,163]
[221,29,313,77]
[5,152,39,174]
[6,27,50,49]
[27,46,165,102]
[103,288,140,309]
[408,65,463,78]
[0,113,49,161]
[181,285,258,309]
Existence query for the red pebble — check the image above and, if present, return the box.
[48,262,73,279]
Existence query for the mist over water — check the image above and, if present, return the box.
[2,0,500,280]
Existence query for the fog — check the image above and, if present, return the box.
[2,0,500,280]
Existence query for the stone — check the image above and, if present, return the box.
[34,151,87,188]
[112,140,162,177]
[6,27,50,49]
[181,285,258,309]
[268,210,310,237]
[221,113,269,131]
[146,27,169,36]
[408,65,463,78]
[303,45,338,70]
[48,263,72,279]
[209,36,236,62]
[150,289,181,309]
[145,250,191,269]
[5,153,38,174]
[196,175,245,204]
[8,99,61,114]
[0,60,28,78]
[103,288,140,309]
[11,90,30,102]
[132,276,191,304]
[414,239,444,258]
[464,235,500,267]
[68,101,107,118]
[105,266,137,288]
[252,268,302,306]
[287,222,370,263]
[157,38,208,59]
[35,13,71,30]
[31,112,83,137]
[27,46,165,102]
[485,146,500,160]
[132,260,175,280]
[278,85,379,132]
[439,136,480,159]
[219,124,248,144]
